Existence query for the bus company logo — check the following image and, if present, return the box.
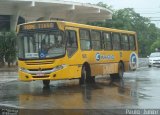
[130,52,138,69]
[95,53,115,61]
[96,53,101,61]
[101,55,114,60]
[40,52,46,58]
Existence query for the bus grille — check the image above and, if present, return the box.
[28,68,53,71]
[25,60,54,65]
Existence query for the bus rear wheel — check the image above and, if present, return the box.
[110,62,124,79]
[43,80,50,87]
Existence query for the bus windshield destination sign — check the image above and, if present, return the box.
[20,22,57,30]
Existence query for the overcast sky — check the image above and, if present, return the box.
[66,0,160,27]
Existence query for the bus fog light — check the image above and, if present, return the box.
[53,74,56,77]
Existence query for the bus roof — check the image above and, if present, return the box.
[64,21,136,34]
[18,20,136,34]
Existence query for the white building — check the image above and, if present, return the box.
[0,0,112,31]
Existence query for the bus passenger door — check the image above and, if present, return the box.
[65,27,79,58]
[65,27,81,78]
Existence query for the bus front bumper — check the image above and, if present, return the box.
[18,65,81,81]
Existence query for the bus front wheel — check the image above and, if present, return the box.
[110,62,124,79]
[79,66,87,85]
[43,80,50,87]
[79,65,95,85]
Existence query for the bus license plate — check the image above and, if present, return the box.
[36,73,44,76]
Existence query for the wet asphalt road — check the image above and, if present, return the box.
[0,67,160,115]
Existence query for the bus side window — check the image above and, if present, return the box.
[66,30,78,57]
[112,33,121,50]
[129,35,136,50]
[121,34,129,50]
[80,29,91,50]
[91,30,101,50]
[103,32,112,50]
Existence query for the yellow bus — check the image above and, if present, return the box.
[17,21,138,86]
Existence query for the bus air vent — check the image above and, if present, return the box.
[32,75,49,78]
[25,60,54,65]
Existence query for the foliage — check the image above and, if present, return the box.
[0,32,5,67]
[96,2,114,12]
[88,4,160,57]
[0,31,17,67]
[151,39,160,52]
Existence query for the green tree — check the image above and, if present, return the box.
[97,2,113,11]
[151,39,160,52]
[88,4,160,57]
[0,32,6,67]
[4,31,17,67]
[112,9,159,57]
[0,31,17,67]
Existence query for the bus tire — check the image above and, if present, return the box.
[91,76,95,83]
[79,66,87,85]
[79,64,94,85]
[88,76,95,84]
[43,80,50,87]
[110,62,124,79]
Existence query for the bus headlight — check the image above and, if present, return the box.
[52,64,67,72]
[19,67,28,73]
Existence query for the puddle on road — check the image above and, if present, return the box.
[0,78,138,110]
[1,68,160,111]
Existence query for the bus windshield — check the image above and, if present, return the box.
[18,30,65,59]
